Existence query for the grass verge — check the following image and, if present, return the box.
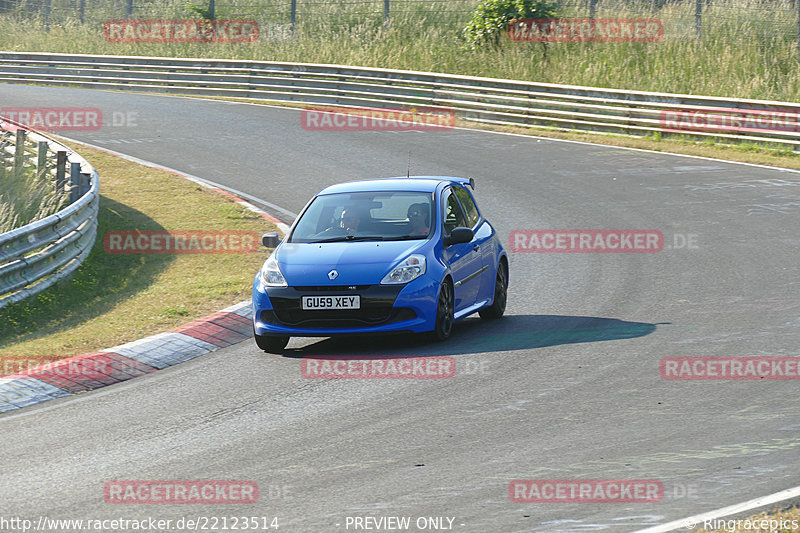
[0,134,70,234]
[0,143,275,358]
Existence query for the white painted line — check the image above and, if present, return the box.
[635,485,800,533]
[157,92,800,175]
[55,135,299,225]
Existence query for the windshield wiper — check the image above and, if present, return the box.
[388,235,427,240]
[308,235,387,243]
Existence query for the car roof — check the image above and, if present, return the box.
[317,176,472,195]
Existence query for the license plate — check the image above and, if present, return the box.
[302,295,361,310]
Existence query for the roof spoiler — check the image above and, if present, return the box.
[400,176,476,189]
[449,177,476,189]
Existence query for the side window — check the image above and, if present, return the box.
[453,186,480,228]
[442,189,468,236]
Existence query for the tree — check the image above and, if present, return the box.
[463,0,559,48]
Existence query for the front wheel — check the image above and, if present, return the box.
[254,329,290,354]
[429,279,454,342]
[479,260,507,320]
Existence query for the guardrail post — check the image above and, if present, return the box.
[79,172,90,197]
[37,141,49,179]
[69,162,81,203]
[13,130,25,178]
[56,150,67,194]
[0,139,8,171]
[695,0,702,38]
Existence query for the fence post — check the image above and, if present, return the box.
[797,0,800,51]
[291,0,297,31]
[79,0,85,23]
[80,171,90,197]
[126,0,133,18]
[44,0,50,28]
[209,0,215,20]
[695,0,702,38]
[37,141,48,179]
[56,151,67,194]
[0,139,8,171]
[589,0,598,20]
[69,162,81,203]
[13,130,25,178]
[384,0,390,22]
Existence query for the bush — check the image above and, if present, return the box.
[463,0,559,48]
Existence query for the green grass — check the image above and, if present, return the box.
[0,135,69,234]
[0,0,799,101]
[0,143,276,357]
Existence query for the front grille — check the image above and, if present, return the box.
[263,307,416,329]
[262,285,413,329]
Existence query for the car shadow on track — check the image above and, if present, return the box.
[281,315,659,358]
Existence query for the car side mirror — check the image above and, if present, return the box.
[444,227,474,247]
[262,232,281,249]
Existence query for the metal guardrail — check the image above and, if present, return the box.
[0,51,798,149]
[0,122,99,309]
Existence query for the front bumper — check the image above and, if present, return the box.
[252,277,438,336]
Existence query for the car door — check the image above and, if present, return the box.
[452,185,495,305]
[441,187,482,312]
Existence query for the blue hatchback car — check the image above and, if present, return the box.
[252,176,508,353]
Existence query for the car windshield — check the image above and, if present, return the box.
[289,191,434,243]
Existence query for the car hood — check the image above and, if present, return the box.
[276,240,426,286]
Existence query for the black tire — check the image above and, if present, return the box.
[479,260,507,320]
[254,330,290,354]
[430,279,454,341]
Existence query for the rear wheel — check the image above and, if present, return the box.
[254,329,290,354]
[479,260,507,320]
[430,279,454,341]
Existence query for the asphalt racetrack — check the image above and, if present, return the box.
[1,84,800,532]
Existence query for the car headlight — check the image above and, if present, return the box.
[259,253,287,287]
[381,254,426,284]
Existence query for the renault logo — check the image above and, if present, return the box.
[328,270,339,280]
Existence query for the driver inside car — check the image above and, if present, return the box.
[406,203,430,236]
